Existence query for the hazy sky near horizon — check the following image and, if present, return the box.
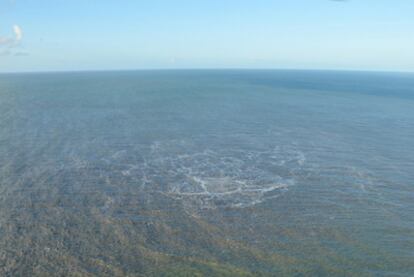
[0,0,413,72]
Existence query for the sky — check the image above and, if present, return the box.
[0,0,413,73]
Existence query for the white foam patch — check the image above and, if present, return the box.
[166,176,290,209]
[91,140,306,210]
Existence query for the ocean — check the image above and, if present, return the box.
[0,70,413,276]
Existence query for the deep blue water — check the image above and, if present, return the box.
[0,70,413,276]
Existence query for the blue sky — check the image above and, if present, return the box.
[1,0,413,72]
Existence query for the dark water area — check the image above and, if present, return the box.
[0,70,413,276]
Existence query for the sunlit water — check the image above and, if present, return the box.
[0,70,413,276]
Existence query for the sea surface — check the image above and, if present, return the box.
[0,70,413,276]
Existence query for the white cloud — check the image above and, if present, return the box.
[13,25,22,41]
[0,25,26,56]
[0,25,22,46]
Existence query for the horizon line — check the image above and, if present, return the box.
[1,67,414,75]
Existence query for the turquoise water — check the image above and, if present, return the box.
[0,70,413,276]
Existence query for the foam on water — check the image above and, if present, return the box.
[92,140,304,210]
[166,176,290,209]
